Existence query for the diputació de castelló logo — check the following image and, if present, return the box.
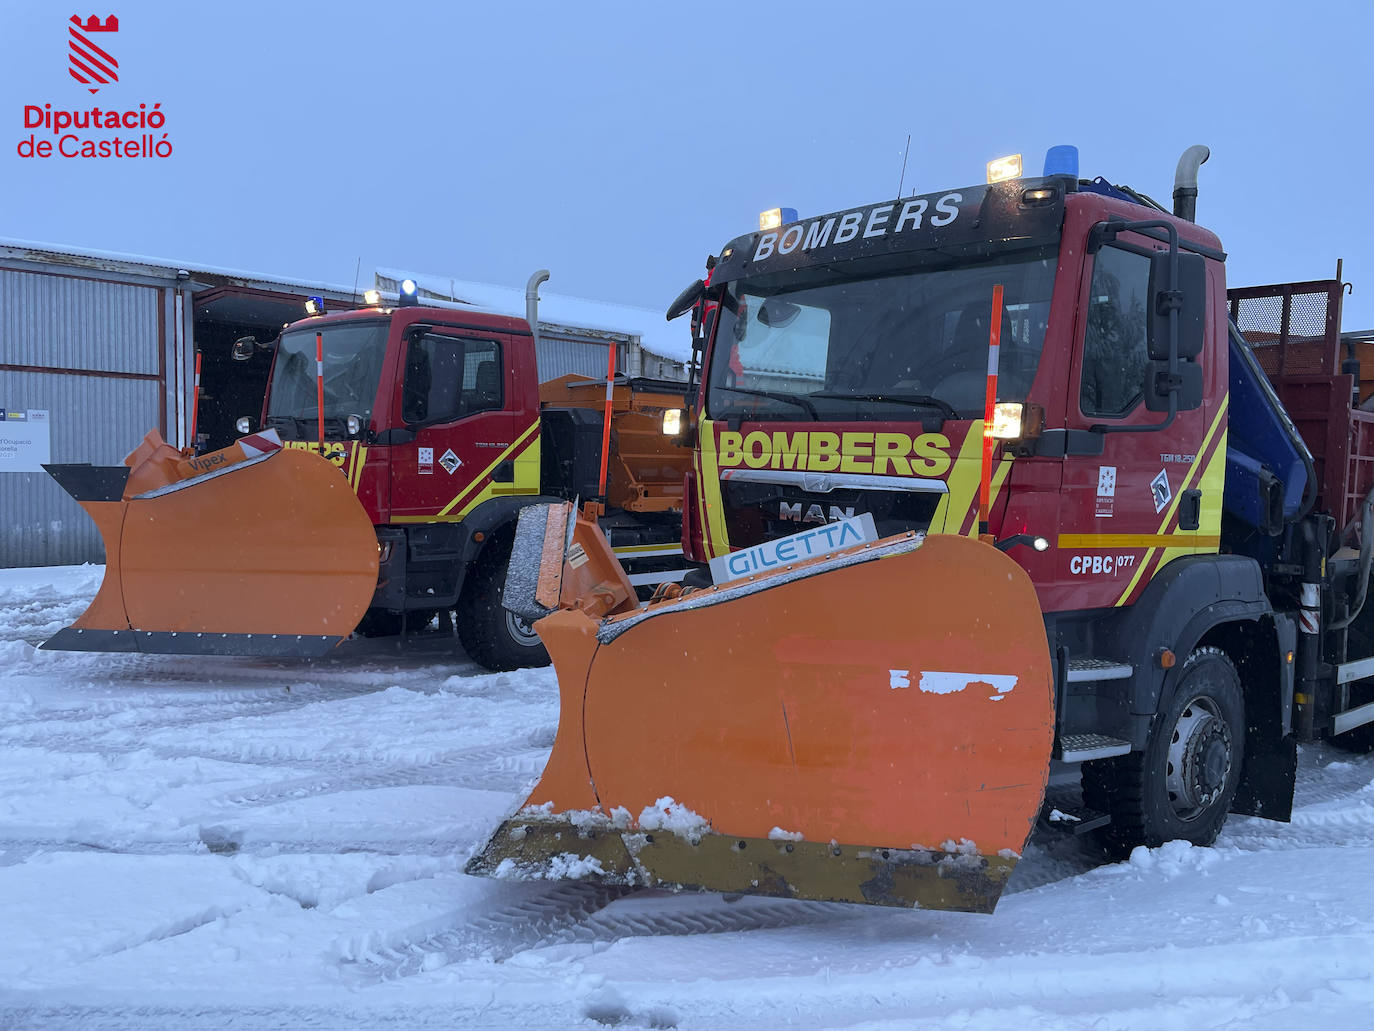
[16,13,174,160]
[69,14,119,93]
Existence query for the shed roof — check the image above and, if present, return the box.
[375,267,688,363]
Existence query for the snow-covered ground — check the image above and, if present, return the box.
[3,565,1374,1030]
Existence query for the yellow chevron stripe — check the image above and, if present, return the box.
[1113,398,1228,605]
[614,543,683,556]
[437,420,539,517]
[698,418,731,557]
[1059,533,1222,549]
[351,445,369,492]
[930,424,983,535]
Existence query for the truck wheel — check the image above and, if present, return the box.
[456,544,552,672]
[1083,647,1244,856]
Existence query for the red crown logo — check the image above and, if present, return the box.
[68,14,120,94]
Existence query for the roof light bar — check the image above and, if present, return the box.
[986,154,1023,184]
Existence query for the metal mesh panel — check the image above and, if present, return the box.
[1281,289,1332,375]
[1289,290,1330,343]
[1235,294,1284,375]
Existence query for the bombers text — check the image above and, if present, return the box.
[717,429,953,477]
[753,193,963,263]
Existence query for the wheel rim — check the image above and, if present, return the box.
[1165,693,1233,821]
[504,610,542,648]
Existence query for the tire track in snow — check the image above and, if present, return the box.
[0,835,474,866]
[205,741,548,811]
[348,881,632,979]
[0,682,411,757]
[350,886,857,980]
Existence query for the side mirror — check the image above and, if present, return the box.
[666,279,705,321]
[231,336,257,361]
[1143,360,1203,412]
[1147,251,1206,361]
[757,299,801,328]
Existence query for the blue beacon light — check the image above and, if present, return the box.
[1043,145,1079,178]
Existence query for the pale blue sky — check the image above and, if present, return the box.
[4,0,1373,329]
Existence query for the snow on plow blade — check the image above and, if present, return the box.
[468,503,1054,913]
[42,430,379,657]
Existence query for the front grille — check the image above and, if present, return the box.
[721,480,942,549]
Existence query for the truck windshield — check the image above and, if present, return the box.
[707,247,1058,422]
[266,321,390,433]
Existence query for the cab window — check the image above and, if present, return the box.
[402,334,503,424]
[1080,246,1152,418]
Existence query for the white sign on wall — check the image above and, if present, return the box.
[0,410,52,472]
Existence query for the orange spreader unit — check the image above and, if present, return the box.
[469,505,1054,912]
[43,429,379,657]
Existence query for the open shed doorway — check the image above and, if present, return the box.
[192,287,355,452]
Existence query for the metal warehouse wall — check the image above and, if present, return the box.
[0,263,183,567]
[535,333,624,381]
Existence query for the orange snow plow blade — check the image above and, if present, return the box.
[468,504,1054,913]
[42,429,379,657]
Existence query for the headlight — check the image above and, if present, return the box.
[346,414,363,436]
[662,409,682,436]
[990,402,1023,440]
[235,416,253,434]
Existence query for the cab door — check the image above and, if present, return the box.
[389,328,516,523]
[1046,236,1222,612]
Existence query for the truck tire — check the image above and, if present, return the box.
[1083,647,1245,856]
[456,541,552,672]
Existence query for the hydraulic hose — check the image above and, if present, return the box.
[1329,483,1374,631]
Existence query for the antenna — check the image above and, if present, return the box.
[896,134,912,199]
[352,257,361,302]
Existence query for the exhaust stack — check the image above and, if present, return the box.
[525,269,550,352]
[1172,145,1211,222]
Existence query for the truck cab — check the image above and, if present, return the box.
[677,152,1374,852]
[253,303,548,667]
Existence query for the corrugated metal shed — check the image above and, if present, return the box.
[0,251,187,568]
[0,240,362,568]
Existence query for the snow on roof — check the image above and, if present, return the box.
[375,267,688,363]
[0,236,361,300]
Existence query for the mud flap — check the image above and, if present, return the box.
[471,527,1054,912]
[43,436,378,657]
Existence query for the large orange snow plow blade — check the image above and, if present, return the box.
[468,503,1054,913]
[42,429,379,657]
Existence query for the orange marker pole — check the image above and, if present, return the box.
[315,331,326,452]
[597,341,617,507]
[188,351,202,453]
[978,284,1004,538]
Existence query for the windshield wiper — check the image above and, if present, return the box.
[715,385,819,420]
[809,392,961,421]
[266,414,305,437]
